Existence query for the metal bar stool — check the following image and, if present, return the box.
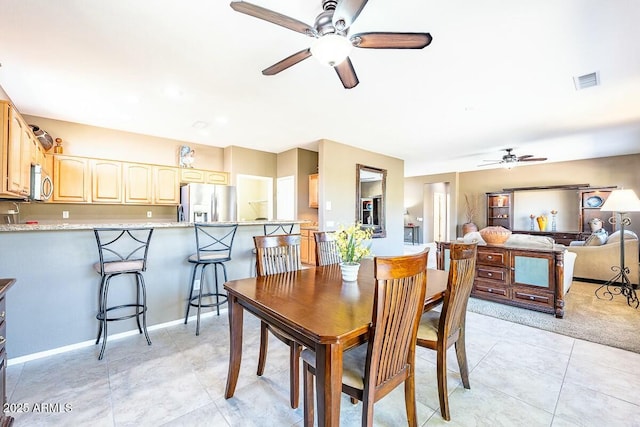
[93,227,154,360]
[184,223,238,335]
[250,223,295,276]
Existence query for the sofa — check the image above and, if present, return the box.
[568,230,639,286]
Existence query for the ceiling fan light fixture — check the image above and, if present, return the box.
[310,34,352,67]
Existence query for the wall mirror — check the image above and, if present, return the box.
[356,164,387,238]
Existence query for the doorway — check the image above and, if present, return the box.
[423,182,450,242]
[237,174,273,221]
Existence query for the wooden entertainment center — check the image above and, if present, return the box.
[485,184,616,245]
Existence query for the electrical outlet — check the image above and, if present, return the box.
[193,279,201,291]
[147,211,152,218]
[62,211,69,219]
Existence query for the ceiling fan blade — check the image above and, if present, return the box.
[517,154,534,160]
[479,162,502,166]
[262,48,312,76]
[332,0,369,31]
[230,1,316,36]
[334,57,359,89]
[519,157,548,162]
[351,32,433,49]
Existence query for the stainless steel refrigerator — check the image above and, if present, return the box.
[179,183,237,222]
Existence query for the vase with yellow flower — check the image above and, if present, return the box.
[536,214,548,231]
[336,223,373,282]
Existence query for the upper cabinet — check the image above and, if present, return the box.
[4,105,31,198]
[123,163,153,204]
[91,159,123,203]
[154,166,180,205]
[308,173,318,208]
[180,168,229,185]
[53,155,91,202]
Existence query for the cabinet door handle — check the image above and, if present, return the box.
[0,336,5,345]
[0,311,4,319]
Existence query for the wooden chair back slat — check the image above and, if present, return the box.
[254,234,302,276]
[314,231,342,266]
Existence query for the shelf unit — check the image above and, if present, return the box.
[486,191,514,229]
[579,188,616,234]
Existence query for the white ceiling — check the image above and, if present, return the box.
[1,0,640,176]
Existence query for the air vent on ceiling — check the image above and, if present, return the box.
[573,71,599,90]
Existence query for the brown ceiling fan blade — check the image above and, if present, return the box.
[332,0,369,31]
[517,154,534,160]
[230,1,316,36]
[334,57,359,89]
[519,157,548,162]
[351,32,433,49]
[262,48,312,75]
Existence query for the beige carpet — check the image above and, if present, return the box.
[466,281,640,354]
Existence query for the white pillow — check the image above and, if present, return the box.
[607,230,639,245]
[462,231,486,245]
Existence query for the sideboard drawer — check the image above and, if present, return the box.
[512,287,554,308]
[474,283,510,299]
[476,265,507,283]
[477,250,507,267]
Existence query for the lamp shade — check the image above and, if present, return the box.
[600,189,640,212]
[310,34,352,67]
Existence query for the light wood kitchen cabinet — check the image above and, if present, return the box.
[8,108,30,197]
[91,159,123,203]
[123,162,153,204]
[153,166,180,204]
[180,168,229,185]
[300,229,317,265]
[53,155,90,202]
[308,173,318,208]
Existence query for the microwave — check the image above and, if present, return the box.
[30,164,53,201]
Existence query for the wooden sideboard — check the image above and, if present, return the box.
[437,242,567,318]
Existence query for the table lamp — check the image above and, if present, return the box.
[596,188,640,308]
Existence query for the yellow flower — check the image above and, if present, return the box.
[335,223,373,264]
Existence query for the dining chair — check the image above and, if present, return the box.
[302,250,429,427]
[253,233,303,408]
[313,231,341,266]
[416,242,477,421]
[250,222,296,276]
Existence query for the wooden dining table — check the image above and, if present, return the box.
[224,259,449,427]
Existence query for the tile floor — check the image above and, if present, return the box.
[6,307,640,426]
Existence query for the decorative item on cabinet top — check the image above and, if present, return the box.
[179,145,195,168]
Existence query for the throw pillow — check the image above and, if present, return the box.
[606,230,639,245]
[585,229,608,246]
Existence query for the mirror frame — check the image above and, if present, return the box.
[356,164,387,238]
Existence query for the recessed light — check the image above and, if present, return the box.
[192,121,209,129]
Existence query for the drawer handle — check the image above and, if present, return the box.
[0,311,4,319]
[488,288,493,292]
[529,296,535,300]
[487,272,492,276]
[487,255,493,259]
[0,336,5,345]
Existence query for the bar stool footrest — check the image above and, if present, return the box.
[97,303,147,322]
[188,293,228,308]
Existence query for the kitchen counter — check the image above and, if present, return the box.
[0,220,310,232]
[0,220,310,360]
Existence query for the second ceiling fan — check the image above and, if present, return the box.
[230,0,432,89]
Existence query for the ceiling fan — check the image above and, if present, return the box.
[229,0,432,89]
[480,148,548,169]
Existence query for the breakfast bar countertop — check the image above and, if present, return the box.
[0,219,310,232]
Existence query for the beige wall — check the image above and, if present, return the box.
[23,114,225,170]
[296,148,319,223]
[318,139,404,256]
[405,154,640,239]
